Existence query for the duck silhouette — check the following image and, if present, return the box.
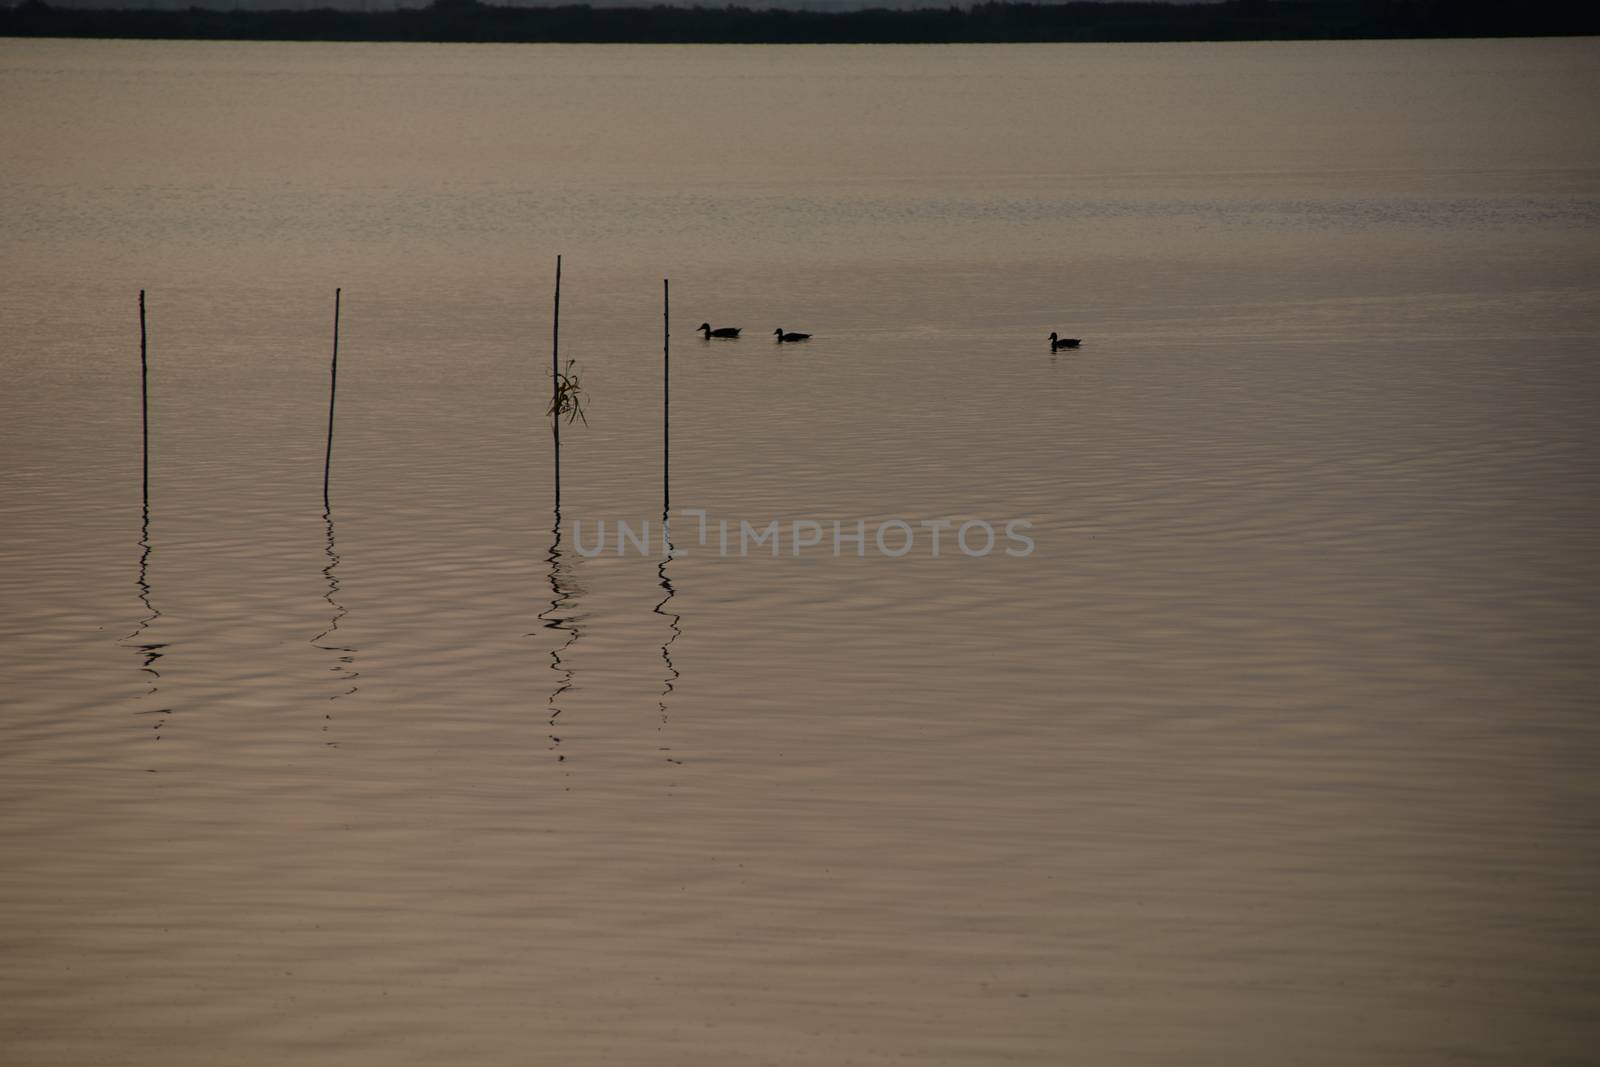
[698,323,741,339]
[774,329,811,343]
[1049,332,1081,350]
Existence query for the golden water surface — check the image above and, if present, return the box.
[2,37,1598,1065]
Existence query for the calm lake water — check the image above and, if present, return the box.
[2,36,1598,1066]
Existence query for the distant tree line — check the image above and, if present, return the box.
[3,0,1596,44]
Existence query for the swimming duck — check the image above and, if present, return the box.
[774,329,811,343]
[1049,332,1081,350]
[698,323,741,339]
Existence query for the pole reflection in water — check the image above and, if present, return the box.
[310,507,359,743]
[654,512,682,765]
[124,501,172,737]
[537,507,583,764]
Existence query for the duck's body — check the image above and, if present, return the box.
[698,323,741,339]
[1049,332,1081,350]
[774,329,811,343]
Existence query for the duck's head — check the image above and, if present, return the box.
[698,323,712,332]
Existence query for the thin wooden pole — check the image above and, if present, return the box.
[323,288,340,512]
[663,278,670,515]
[552,255,562,510]
[139,290,148,511]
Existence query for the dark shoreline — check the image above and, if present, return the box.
[3,0,1597,45]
